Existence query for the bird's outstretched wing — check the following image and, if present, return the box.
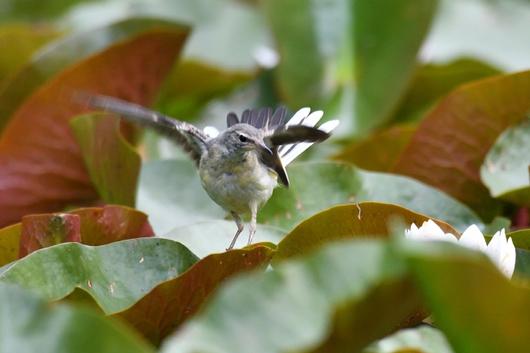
[226,106,339,186]
[79,94,209,166]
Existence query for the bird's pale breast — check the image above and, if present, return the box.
[199,150,277,215]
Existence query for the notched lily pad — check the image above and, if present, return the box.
[275,202,457,262]
[0,238,199,314]
[160,240,424,353]
[115,245,275,345]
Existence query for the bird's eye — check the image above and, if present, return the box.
[238,135,248,143]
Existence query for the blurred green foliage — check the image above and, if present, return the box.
[0,0,529,352]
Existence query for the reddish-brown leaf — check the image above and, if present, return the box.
[72,205,154,246]
[275,202,458,262]
[19,213,81,257]
[393,71,530,220]
[13,205,154,258]
[0,24,189,227]
[114,245,275,345]
[333,124,416,172]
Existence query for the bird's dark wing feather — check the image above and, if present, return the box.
[80,94,208,166]
[228,106,287,130]
[258,148,289,187]
[265,125,329,146]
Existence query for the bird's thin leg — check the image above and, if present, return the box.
[227,211,244,251]
[247,203,258,245]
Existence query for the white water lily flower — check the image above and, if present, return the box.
[405,220,516,278]
[405,219,458,243]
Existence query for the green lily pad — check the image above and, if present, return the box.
[0,238,198,314]
[275,202,458,262]
[0,19,189,227]
[115,245,275,345]
[480,118,530,206]
[0,282,154,353]
[136,160,224,235]
[160,239,423,353]
[393,70,530,220]
[161,220,284,257]
[403,239,530,353]
[70,113,141,207]
[260,161,481,232]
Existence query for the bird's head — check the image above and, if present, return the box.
[220,124,272,156]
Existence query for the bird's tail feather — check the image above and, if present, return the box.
[278,108,339,166]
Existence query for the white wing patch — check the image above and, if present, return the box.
[203,126,220,138]
[278,108,339,166]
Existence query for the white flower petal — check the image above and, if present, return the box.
[405,220,456,243]
[458,224,487,251]
[486,229,505,265]
[502,237,516,278]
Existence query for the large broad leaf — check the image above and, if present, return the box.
[0,283,154,353]
[115,245,275,345]
[57,0,270,120]
[403,239,530,353]
[392,58,502,123]
[14,205,154,258]
[136,160,224,235]
[260,161,481,232]
[393,70,530,220]
[333,124,416,172]
[422,0,530,72]
[1,206,153,265]
[160,240,423,353]
[262,0,333,107]
[0,238,198,314]
[275,202,457,262]
[0,224,21,267]
[0,19,189,227]
[161,220,284,257]
[263,0,437,133]
[352,0,438,133]
[480,118,530,206]
[70,113,141,207]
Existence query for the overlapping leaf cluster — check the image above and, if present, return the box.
[0,0,529,352]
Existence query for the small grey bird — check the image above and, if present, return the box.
[81,94,339,250]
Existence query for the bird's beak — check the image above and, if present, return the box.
[256,140,273,155]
